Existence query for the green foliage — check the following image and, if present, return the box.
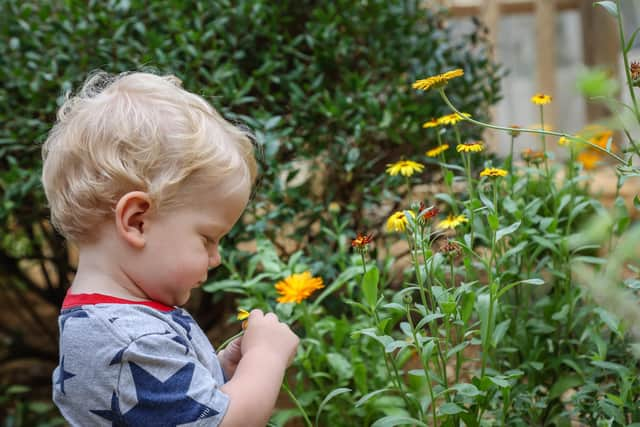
[1,0,502,423]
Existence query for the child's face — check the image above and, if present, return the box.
[132,180,251,306]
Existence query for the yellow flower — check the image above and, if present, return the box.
[558,136,571,145]
[480,167,508,178]
[426,144,450,157]
[412,69,465,92]
[438,112,471,126]
[386,211,415,232]
[385,160,425,177]
[275,272,324,304]
[438,214,469,230]
[422,118,440,128]
[237,309,250,320]
[443,69,465,80]
[531,93,552,105]
[456,142,484,153]
[328,202,341,213]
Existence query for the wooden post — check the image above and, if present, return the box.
[535,0,557,126]
[482,0,501,151]
[580,1,620,122]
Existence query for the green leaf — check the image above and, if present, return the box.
[371,416,428,427]
[594,1,618,18]
[487,213,499,231]
[451,383,482,397]
[315,387,352,427]
[326,352,353,380]
[362,266,380,308]
[497,278,543,299]
[549,375,584,400]
[439,402,466,415]
[492,319,511,347]
[496,221,520,242]
[594,308,623,338]
[634,194,640,210]
[355,388,393,407]
[625,27,640,53]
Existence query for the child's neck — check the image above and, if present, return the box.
[72,243,150,302]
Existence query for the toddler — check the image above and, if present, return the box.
[45,71,299,426]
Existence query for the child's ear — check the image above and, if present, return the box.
[115,191,152,249]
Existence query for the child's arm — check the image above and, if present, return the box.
[219,309,299,427]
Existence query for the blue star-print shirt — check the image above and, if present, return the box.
[52,293,229,426]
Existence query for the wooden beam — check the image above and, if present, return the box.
[444,0,579,17]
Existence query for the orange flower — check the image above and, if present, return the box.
[275,272,324,304]
[577,151,601,170]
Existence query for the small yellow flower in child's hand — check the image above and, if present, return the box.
[385,160,424,177]
[480,167,508,178]
[531,93,552,105]
[237,309,250,329]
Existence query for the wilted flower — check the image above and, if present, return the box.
[275,272,324,304]
[521,148,546,165]
[418,202,439,220]
[509,125,522,138]
[440,240,461,257]
[412,69,464,92]
[351,233,373,252]
[386,160,425,177]
[631,61,640,85]
[531,93,552,105]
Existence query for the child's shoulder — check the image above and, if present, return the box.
[59,302,196,345]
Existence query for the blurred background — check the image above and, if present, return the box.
[1,0,637,424]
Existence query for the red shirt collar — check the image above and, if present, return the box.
[62,292,174,312]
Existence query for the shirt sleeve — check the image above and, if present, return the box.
[112,331,229,426]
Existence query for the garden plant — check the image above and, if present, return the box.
[218,2,640,426]
[1,1,499,424]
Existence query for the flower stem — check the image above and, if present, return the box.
[616,0,640,122]
[282,379,313,427]
[407,304,437,426]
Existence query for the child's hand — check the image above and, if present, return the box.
[218,337,242,379]
[241,309,299,367]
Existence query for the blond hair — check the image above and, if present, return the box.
[42,71,257,244]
